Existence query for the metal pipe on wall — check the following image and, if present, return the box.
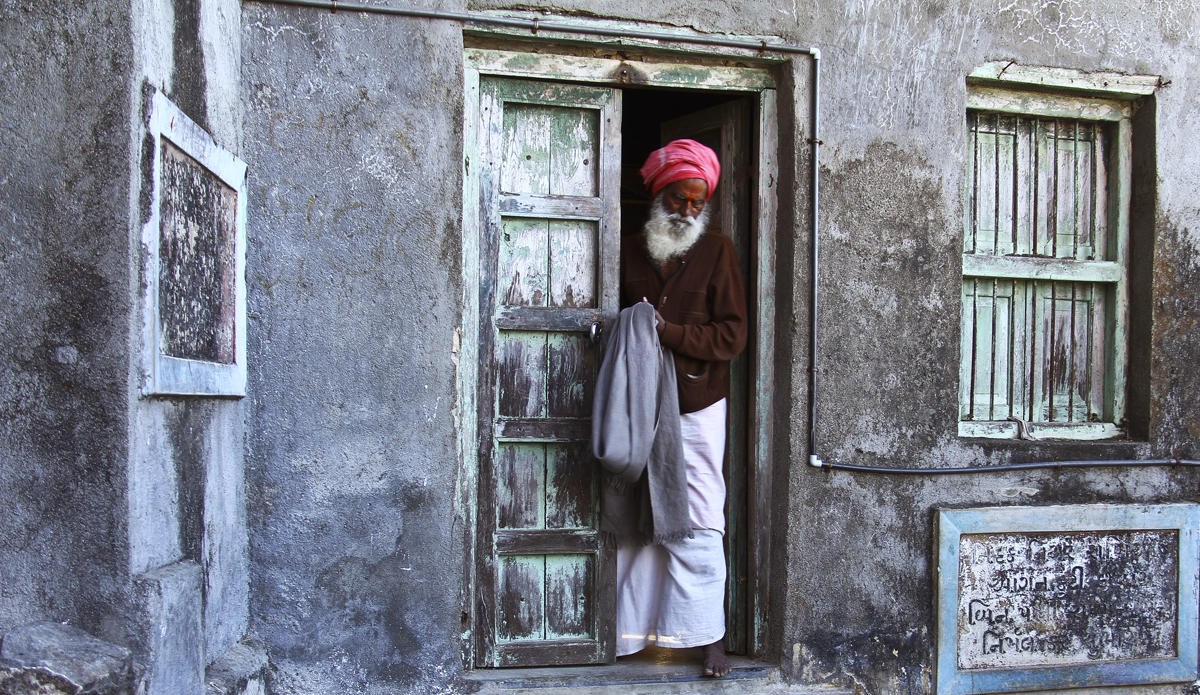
[810,457,1200,474]
[808,50,822,469]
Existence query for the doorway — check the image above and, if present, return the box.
[462,45,781,670]
[620,87,757,657]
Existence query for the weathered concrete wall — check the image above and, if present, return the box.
[227,1,1200,694]
[0,0,136,645]
[774,3,1200,694]
[240,3,467,692]
[0,0,249,690]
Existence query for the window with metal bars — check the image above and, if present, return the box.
[960,87,1131,440]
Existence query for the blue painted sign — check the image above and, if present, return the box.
[936,504,1199,694]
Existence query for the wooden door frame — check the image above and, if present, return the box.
[460,37,786,666]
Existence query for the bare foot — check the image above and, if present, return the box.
[702,640,730,678]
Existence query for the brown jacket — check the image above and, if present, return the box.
[620,231,747,413]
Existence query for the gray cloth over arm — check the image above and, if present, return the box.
[591,302,690,544]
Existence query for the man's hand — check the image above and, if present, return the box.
[642,297,666,334]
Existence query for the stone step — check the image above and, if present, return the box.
[0,622,136,695]
[478,675,850,695]
[468,648,850,695]
[204,640,269,695]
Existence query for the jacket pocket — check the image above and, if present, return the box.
[676,354,710,382]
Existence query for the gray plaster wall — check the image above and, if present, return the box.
[0,0,136,645]
[0,0,249,690]
[774,3,1200,694]
[231,1,1200,694]
[240,3,467,692]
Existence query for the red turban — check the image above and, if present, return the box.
[639,139,720,200]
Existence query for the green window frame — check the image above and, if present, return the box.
[959,86,1132,440]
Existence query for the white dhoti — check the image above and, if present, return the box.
[615,399,727,656]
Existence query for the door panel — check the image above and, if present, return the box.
[476,77,621,667]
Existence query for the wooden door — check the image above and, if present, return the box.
[475,77,622,667]
[661,100,753,654]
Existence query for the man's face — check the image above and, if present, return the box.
[645,178,711,251]
[660,178,709,219]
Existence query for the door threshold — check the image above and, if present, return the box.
[467,646,771,689]
[466,647,854,694]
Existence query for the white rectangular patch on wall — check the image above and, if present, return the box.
[936,504,1199,694]
[141,91,247,396]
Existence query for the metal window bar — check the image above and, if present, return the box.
[1008,278,1016,418]
[1090,123,1099,260]
[1075,121,1084,259]
[1087,280,1097,418]
[970,113,979,254]
[1032,118,1040,255]
[1050,119,1059,257]
[988,278,998,418]
[1051,279,1060,422]
[993,112,1001,255]
[1027,278,1038,422]
[963,112,1112,428]
[1010,116,1019,255]
[964,112,1104,427]
[968,278,978,419]
[1069,282,1077,419]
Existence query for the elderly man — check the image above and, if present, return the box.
[615,139,747,677]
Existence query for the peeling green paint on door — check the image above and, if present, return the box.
[475,77,621,668]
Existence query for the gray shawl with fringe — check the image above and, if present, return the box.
[591,303,690,544]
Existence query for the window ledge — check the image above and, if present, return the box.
[968,61,1161,98]
[960,420,1123,441]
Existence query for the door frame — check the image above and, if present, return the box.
[459,35,787,666]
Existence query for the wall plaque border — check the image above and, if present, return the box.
[141,90,247,397]
[935,503,1199,694]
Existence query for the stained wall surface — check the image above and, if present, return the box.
[240,4,467,691]
[128,0,250,669]
[0,0,136,645]
[777,5,1200,694]
[1,0,250,690]
[236,1,1200,693]
[4,1,1199,694]
[238,2,1200,694]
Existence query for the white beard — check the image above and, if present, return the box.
[643,196,710,265]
